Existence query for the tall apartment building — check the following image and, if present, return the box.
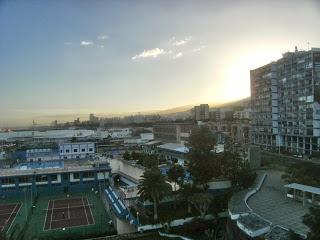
[251,47,320,155]
[194,104,209,121]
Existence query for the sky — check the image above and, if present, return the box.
[1,0,320,126]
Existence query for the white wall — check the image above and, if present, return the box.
[110,159,144,182]
[59,142,95,159]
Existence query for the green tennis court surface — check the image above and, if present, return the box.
[2,191,116,240]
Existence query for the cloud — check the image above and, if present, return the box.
[173,52,183,59]
[173,36,192,46]
[98,35,108,40]
[81,41,94,46]
[132,48,166,60]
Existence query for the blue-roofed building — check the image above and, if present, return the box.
[0,159,111,198]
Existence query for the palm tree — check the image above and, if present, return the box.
[138,168,171,222]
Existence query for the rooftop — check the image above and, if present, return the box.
[157,143,189,153]
[16,161,64,170]
[0,159,110,177]
[284,183,320,195]
[248,170,309,237]
[144,140,162,146]
[237,213,271,231]
[228,171,266,217]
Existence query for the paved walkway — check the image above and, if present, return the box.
[248,170,309,237]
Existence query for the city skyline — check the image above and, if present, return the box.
[1,0,320,126]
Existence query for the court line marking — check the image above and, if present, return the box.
[42,198,95,231]
[43,200,50,231]
[81,197,89,225]
[67,204,70,219]
[3,203,18,232]
[85,197,95,225]
[7,203,22,233]
[0,203,18,232]
[49,200,54,230]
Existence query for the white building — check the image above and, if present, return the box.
[123,133,154,145]
[107,128,132,139]
[157,143,189,166]
[94,128,132,139]
[140,133,154,141]
[59,142,95,160]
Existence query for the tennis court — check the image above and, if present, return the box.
[43,197,94,230]
[0,203,21,233]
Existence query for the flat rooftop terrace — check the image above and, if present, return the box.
[228,171,266,217]
[0,159,110,177]
[247,170,309,237]
[237,213,270,231]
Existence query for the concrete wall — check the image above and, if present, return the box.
[110,159,144,181]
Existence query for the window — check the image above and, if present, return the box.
[1,177,15,185]
[89,148,93,152]
[73,149,78,153]
[66,149,70,153]
[18,176,32,183]
[83,172,94,178]
[63,173,69,180]
[81,148,86,152]
[73,173,80,179]
[51,175,58,181]
[36,175,48,182]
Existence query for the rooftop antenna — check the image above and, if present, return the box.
[307,42,310,50]
[295,46,298,52]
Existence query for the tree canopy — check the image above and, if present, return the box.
[168,164,185,191]
[138,167,171,221]
[282,162,320,187]
[187,126,219,189]
[303,207,320,240]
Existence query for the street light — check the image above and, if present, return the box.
[136,211,139,226]
[23,187,27,221]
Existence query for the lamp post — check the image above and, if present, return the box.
[136,211,139,226]
[23,187,27,220]
[31,170,36,205]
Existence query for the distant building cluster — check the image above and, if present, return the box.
[193,104,209,121]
